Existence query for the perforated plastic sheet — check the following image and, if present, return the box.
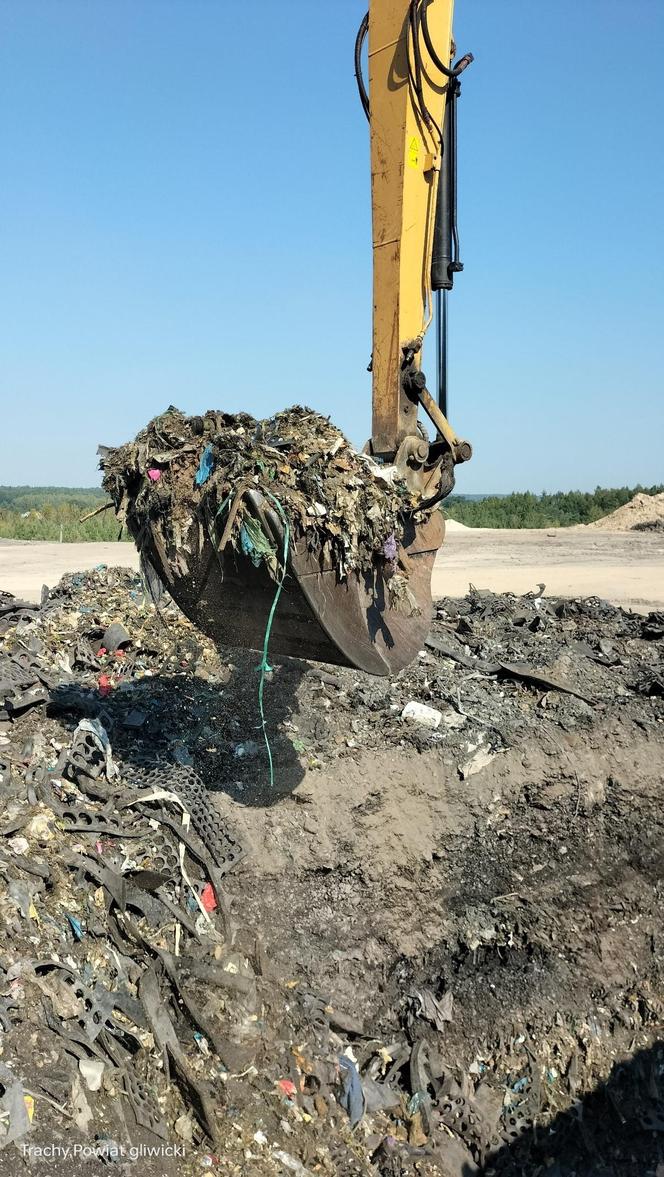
[121,759,244,876]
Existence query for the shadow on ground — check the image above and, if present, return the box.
[48,650,307,806]
[478,1040,664,1176]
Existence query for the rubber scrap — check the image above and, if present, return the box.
[139,967,180,1056]
[425,633,500,673]
[139,966,219,1144]
[6,686,49,716]
[124,1064,169,1140]
[425,634,595,703]
[98,622,131,653]
[159,952,231,1057]
[182,959,253,996]
[0,847,50,880]
[497,661,595,704]
[41,995,108,1063]
[67,852,127,911]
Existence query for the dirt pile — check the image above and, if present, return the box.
[440,518,470,532]
[0,569,664,1174]
[586,490,664,531]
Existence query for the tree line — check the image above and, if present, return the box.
[0,488,124,542]
[0,483,662,541]
[444,485,664,529]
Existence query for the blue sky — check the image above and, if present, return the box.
[1,0,662,492]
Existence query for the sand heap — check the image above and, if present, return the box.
[587,490,664,531]
[442,517,470,532]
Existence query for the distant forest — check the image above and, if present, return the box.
[0,486,123,541]
[445,485,664,529]
[0,483,662,541]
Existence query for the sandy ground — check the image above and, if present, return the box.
[0,540,141,602]
[1,527,663,612]
[432,525,664,612]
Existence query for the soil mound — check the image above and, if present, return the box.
[586,490,664,531]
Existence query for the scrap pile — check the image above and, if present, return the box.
[0,575,248,1164]
[1,566,664,1174]
[275,584,664,771]
[0,572,383,1174]
[216,587,664,1175]
[100,406,422,584]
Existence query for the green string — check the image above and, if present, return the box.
[256,493,290,788]
[207,488,288,788]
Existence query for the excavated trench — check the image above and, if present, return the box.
[216,719,664,1174]
[207,590,664,1175]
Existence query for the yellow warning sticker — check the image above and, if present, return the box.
[408,136,420,168]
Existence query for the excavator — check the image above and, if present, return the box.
[133,0,473,675]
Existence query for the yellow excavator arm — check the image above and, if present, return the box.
[361,0,472,495]
[369,0,455,454]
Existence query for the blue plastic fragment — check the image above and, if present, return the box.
[338,1056,366,1127]
[172,742,194,767]
[66,914,84,941]
[194,444,215,486]
[240,524,260,566]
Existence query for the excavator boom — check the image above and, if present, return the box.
[369,0,455,455]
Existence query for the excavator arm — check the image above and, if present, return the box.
[364,0,472,490]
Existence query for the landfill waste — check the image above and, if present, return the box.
[459,742,496,779]
[401,701,442,729]
[0,566,663,1173]
[100,405,427,585]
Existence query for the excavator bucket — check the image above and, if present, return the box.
[140,492,444,676]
